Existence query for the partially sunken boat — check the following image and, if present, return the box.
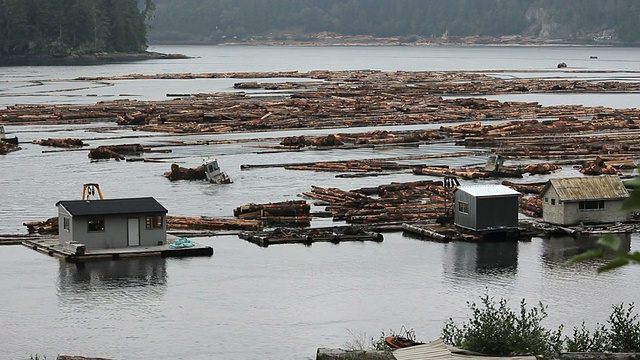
[164,158,232,184]
[204,158,233,184]
[0,125,18,145]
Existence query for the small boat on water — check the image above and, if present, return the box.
[0,125,18,145]
[484,153,522,178]
[204,158,233,184]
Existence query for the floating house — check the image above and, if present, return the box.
[540,175,630,226]
[453,185,520,232]
[56,197,168,250]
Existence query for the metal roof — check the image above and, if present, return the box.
[454,184,520,198]
[393,339,537,360]
[540,175,629,201]
[56,197,168,217]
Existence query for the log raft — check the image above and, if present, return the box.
[239,226,383,247]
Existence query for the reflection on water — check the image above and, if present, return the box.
[444,241,519,277]
[57,258,167,297]
[541,234,631,265]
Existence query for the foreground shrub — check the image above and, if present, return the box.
[441,295,563,357]
[607,303,640,352]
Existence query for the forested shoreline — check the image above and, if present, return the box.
[149,0,640,45]
[0,0,153,58]
[2,0,640,61]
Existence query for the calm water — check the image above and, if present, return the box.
[1,46,640,360]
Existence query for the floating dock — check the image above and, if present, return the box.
[22,237,213,262]
[402,222,532,242]
[239,226,383,247]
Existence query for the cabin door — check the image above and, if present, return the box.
[127,218,140,246]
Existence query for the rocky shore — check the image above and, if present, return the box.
[0,50,191,66]
[153,32,622,47]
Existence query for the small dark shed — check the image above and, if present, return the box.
[454,185,520,232]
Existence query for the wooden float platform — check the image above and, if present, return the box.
[402,222,533,243]
[520,219,640,238]
[22,238,213,263]
[239,226,383,247]
[0,234,56,246]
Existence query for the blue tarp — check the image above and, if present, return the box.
[169,237,195,249]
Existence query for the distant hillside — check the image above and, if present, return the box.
[148,0,640,45]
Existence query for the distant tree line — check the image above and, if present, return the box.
[149,0,640,44]
[0,0,154,57]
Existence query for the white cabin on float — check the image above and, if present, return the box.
[56,197,168,250]
[539,176,630,226]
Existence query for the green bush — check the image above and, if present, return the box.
[565,322,609,352]
[441,295,563,357]
[607,303,640,352]
[442,296,640,355]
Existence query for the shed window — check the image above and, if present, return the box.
[578,200,605,211]
[551,199,556,205]
[146,215,163,229]
[458,201,469,214]
[544,197,548,203]
[63,217,70,231]
[87,218,105,232]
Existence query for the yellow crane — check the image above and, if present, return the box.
[82,183,104,200]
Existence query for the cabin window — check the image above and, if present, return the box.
[146,215,163,229]
[87,218,105,232]
[551,199,556,205]
[458,201,469,214]
[544,197,548,203]
[578,200,605,211]
[63,217,70,231]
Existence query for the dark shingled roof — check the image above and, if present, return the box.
[56,197,168,217]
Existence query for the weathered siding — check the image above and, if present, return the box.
[563,199,629,225]
[543,187,630,225]
[542,186,565,225]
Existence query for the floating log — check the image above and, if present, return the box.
[164,163,207,181]
[0,141,21,154]
[501,180,545,194]
[233,200,311,227]
[234,200,310,218]
[167,216,261,231]
[33,138,86,148]
[88,144,147,160]
[24,217,58,234]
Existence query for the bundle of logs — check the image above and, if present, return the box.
[88,144,148,160]
[164,163,207,181]
[446,118,640,159]
[24,217,58,234]
[23,215,262,234]
[33,138,86,148]
[279,130,445,148]
[302,180,454,224]
[166,216,260,231]
[233,200,312,227]
[579,156,636,175]
[0,141,20,154]
[412,162,561,180]
[286,159,410,174]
